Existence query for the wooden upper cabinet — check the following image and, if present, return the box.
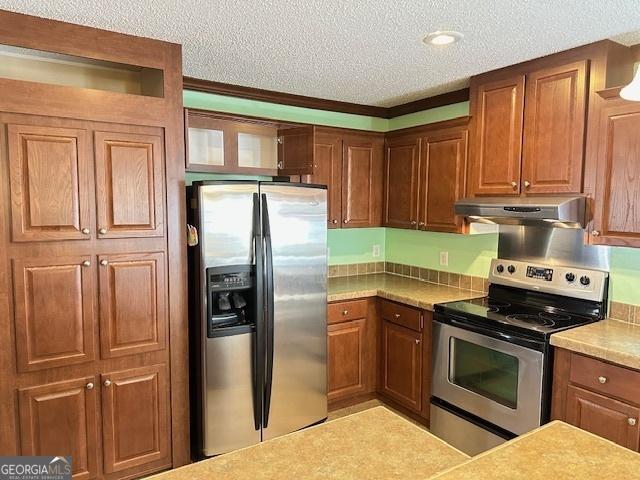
[419,129,468,233]
[468,75,525,196]
[303,132,343,227]
[98,252,167,358]
[383,138,420,229]
[589,95,640,247]
[277,125,315,176]
[380,320,422,412]
[101,365,170,474]
[341,136,383,227]
[12,256,95,372]
[522,60,588,194]
[8,123,91,242]
[94,130,165,239]
[565,385,640,451]
[19,377,98,480]
[327,319,366,401]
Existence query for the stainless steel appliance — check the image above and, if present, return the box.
[430,258,608,456]
[188,180,328,456]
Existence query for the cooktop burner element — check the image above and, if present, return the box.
[505,313,556,328]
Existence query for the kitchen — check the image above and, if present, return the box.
[1,2,640,478]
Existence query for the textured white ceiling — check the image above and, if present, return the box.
[0,1,639,107]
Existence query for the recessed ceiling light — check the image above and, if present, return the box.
[423,31,463,46]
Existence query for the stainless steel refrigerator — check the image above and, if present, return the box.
[188,180,328,456]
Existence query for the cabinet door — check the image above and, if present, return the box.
[94,130,165,238]
[98,252,167,358]
[101,365,170,473]
[420,129,468,233]
[327,319,366,401]
[565,385,640,451]
[591,100,640,247]
[380,320,422,412]
[18,377,98,480]
[12,256,95,371]
[8,123,91,242]
[341,137,383,227]
[383,138,420,229]
[468,75,525,196]
[522,61,588,194]
[303,132,343,228]
[277,126,314,176]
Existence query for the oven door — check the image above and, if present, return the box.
[432,319,544,435]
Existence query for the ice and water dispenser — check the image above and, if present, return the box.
[205,265,255,337]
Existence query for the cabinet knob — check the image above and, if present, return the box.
[410,220,417,225]
[277,161,283,169]
[394,313,400,319]
[104,379,112,387]
[592,230,600,237]
[98,228,107,235]
[415,339,421,345]
[342,310,348,316]
[86,382,94,390]
[81,228,90,235]
[598,376,607,384]
[524,180,531,188]
[81,260,91,267]
[332,219,338,224]
[100,259,108,266]
[510,181,517,189]
[628,418,637,426]
[343,219,348,224]
[419,222,425,226]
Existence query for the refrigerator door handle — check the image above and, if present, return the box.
[261,193,275,428]
[252,193,264,431]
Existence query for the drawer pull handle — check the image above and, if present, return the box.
[628,418,637,426]
[598,376,607,384]
[394,313,400,319]
[342,310,348,315]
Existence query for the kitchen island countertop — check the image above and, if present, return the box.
[328,273,484,310]
[550,318,640,370]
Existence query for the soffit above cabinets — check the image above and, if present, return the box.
[0,0,639,107]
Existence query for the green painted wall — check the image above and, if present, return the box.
[328,228,385,265]
[610,248,640,305]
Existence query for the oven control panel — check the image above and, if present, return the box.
[489,258,608,302]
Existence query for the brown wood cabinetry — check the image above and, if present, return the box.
[383,118,468,233]
[552,348,640,452]
[326,299,377,405]
[587,90,640,247]
[304,128,383,228]
[0,11,188,476]
[277,125,315,175]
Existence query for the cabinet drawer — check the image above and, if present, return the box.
[379,299,422,332]
[328,300,367,324]
[570,353,640,405]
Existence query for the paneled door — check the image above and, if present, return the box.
[94,130,165,238]
[565,385,640,451]
[18,377,98,480]
[12,256,95,371]
[276,125,315,176]
[327,319,366,401]
[304,132,343,228]
[420,129,468,233]
[101,365,170,473]
[521,60,588,194]
[468,75,525,196]
[341,137,382,227]
[383,138,420,229]
[8,123,91,242]
[98,252,167,358]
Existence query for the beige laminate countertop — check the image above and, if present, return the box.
[433,420,640,479]
[153,407,469,480]
[550,319,640,370]
[327,273,484,310]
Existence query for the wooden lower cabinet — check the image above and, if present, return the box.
[18,377,99,480]
[552,348,640,452]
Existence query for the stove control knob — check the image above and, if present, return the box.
[579,275,591,286]
[496,264,504,273]
[565,272,576,283]
[507,265,516,274]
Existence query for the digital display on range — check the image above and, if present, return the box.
[526,265,553,281]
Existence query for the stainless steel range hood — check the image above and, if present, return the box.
[455,196,586,228]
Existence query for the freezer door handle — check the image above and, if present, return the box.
[261,193,275,428]
[252,193,264,431]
